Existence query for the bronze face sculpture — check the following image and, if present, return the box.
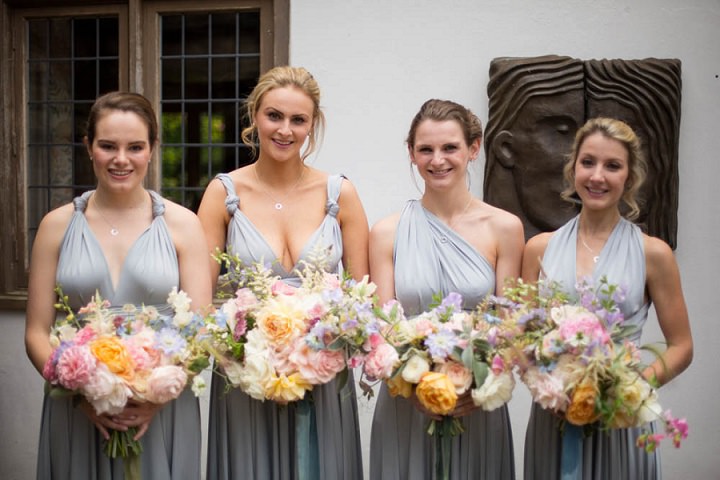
[484,55,681,248]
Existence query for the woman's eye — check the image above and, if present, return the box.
[268,111,281,120]
[292,117,306,125]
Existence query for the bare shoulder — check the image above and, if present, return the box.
[38,202,74,232]
[643,233,676,271]
[161,197,203,230]
[478,202,524,237]
[525,231,553,256]
[370,212,401,244]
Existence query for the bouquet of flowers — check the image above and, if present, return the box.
[43,287,210,479]
[504,276,688,451]
[362,292,516,480]
[203,250,379,403]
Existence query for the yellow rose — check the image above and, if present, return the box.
[387,374,413,398]
[265,372,312,403]
[256,298,305,345]
[566,381,600,426]
[90,336,135,380]
[415,371,457,415]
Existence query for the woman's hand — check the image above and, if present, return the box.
[411,390,477,419]
[110,400,164,440]
[77,398,129,440]
[447,391,478,418]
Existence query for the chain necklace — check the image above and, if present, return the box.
[92,193,146,236]
[448,195,474,230]
[94,199,120,236]
[254,164,306,210]
[579,232,600,263]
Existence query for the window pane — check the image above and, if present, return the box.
[74,18,97,58]
[162,59,182,99]
[48,104,74,143]
[99,59,119,92]
[28,61,48,102]
[238,12,260,54]
[99,17,118,56]
[185,58,209,99]
[161,15,183,56]
[49,18,71,58]
[211,14,236,55]
[28,20,48,59]
[74,60,98,100]
[48,61,72,101]
[185,14,209,55]
[210,101,238,144]
[211,57,236,98]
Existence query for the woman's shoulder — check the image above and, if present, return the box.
[642,232,674,263]
[159,195,203,228]
[39,202,75,229]
[525,231,554,252]
[478,201,524,236]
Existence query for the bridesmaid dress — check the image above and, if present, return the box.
[370,199,516,480]
[524,215,661,480]
[206,173,364,480]
[36,190,201,480]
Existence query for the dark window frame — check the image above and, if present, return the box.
[0,0,288,309]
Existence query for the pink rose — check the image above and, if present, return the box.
[435,361,473,394]
[271,280,297,296]
[414,317,435,337]
[234,288,259,312]
[42,353,59,383]
[145,365,188,404]
[364,343,399,380]
[73,326,97,345]
[56,345,98,390]
[293,346,346,384]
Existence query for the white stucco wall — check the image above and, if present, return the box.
[2,1,718,479]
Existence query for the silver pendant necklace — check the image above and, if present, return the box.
[579,233,599,263]
[254,164,306,210]
[94,201,120,236]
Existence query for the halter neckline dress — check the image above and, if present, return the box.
[206,173,364,480]
[524,215,660,480]
[36,190,201,480]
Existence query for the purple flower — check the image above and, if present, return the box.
[424,330,458,359]
[155,327,187,355]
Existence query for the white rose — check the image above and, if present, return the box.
[401,355,431,384]
[83,365,132,415]
[471,371,515,411]
[236,354,274,401]
[636,390,663,425]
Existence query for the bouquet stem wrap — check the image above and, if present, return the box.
[295,397,319,480]
[560,424,583,480]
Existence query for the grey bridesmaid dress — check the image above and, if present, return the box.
[369,199,516,480]
[206,173,363,480]
[524,215,661,480]
[36,190,201,480]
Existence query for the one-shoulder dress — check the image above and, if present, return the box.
[36,190,201,480]
[524,215,660,480]
[206,173,363,480]
[370,200,516,480]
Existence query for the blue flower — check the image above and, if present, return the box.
[155,327,187,355]
[424,330,458,359]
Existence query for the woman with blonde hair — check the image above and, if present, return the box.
[522,117,693,479]
[198,65,368,480]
